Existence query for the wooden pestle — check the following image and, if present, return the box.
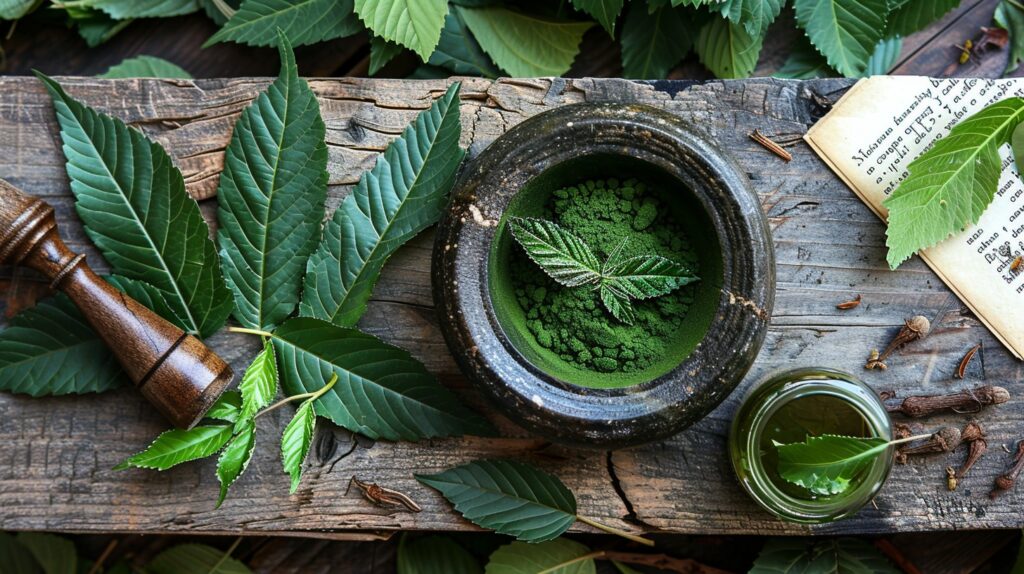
[0,179,233,429]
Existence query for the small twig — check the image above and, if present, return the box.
[990,440,1024,499]
[348,476,422,512]
[86,539,118,574]
[955,344,981,379]
[255,373,337,419]
[601,550,734,574]
[749,130,793,162]
[576,514,655,547]
[836,294,862,310]
[885,385,1009,418]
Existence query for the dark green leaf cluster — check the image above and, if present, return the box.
[508,217,698,324]
[4,1,967,80]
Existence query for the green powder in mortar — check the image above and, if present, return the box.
[508,177,698,375]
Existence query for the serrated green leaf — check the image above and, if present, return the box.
[602,254,697,299]
[774,35,834,78]
[204,0,361,47]
[508,217,602,287]
[0,531,41,574]
[861,36,902,77]
[354,0,447,60]
[599,284,636,325]
[300,83,463,327]
[369,35,404,75]
[216,34,328,331]
[429,9,501,78]
[887,0,958,36]
[997,1,1024,74]
[206,390,242,423]
[794,0,888,77]
[398,535,482,574]
[272,317,494,441]
[749,538,899,574]
[486,539,595,574]
[570,0,622,35]
[62,0,199,19]
[460,6,593,76]
[416,459,577,543]
[0,294,125,397]
[883,97,1024,268]
[146,544,253,574]
[200,0,239,25]
[620,1,693,79]
[717,0,784,38]
[237,339,278,426]
[115,425,234,471]
[37,73,233,339]
[216,419,256,506]
[280,400,315,492]
[67,8,132,47]
[774,434,890,495]
[0,0,37,19]
[694,15,764,79]
[100,55,192,78]
[15,533,76,574]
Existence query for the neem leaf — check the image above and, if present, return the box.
[280,400,315,492]
[883,97,1024,268]
[602,255,697,299]
[236,339,278,426]
[272,317,494,441]
[794,0,888,77]
[37,73,233,339]
[861,36,902,77]
[300,83,463,327]
[887,0,958,36]
[694,15,764,79]
[205,0,361,47]
[72,0,199,19]
[717,0,783,39]
[354,0,447,61]
[0,0,37,20]
[749,538,899,574]
[100,55,192,78]
[774,36,834,79]
[571,0,623,35]
[774,434,890,496]
[15,532,77,574]
[429,9,501,78]
[67,7,132,47]
[216,419,256,506]
[369,36,404,75]
[486,539,595,574]
[599,284,636,325]
[997,0,1024,74]
[416,459,577,543]
[0,294,125,397]
[147,544,253,574]
[398,535,482,574]
[459,6,593,77]
[508,217,602,287]
[620,1,693,79]
[205,390,243,423]
[217,33,328,331]
[115,425,234,471]
[1014,122,1024,172]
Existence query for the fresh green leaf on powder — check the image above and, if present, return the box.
[354,0,447,60]
[300,83,464,327]
[115,425,234,471]
[794,0,889,77]
[459,6,593,77]
[37,72,233,339]
[205,0,361,47]
[884,97,1024,268]
[507,217,602,287]
[216,32,328,331]
[100,55,192,78]
[486,539,595,574]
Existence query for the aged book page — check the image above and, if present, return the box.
[805,76,1024,359]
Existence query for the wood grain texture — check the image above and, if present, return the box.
[0,76,1022,538]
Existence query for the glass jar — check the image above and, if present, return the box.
[729,367,894,523]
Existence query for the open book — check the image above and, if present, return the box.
[805,76,1024,359]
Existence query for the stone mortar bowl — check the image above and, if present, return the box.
[432,102,774,448]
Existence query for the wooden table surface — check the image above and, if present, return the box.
[0,74,1022,540]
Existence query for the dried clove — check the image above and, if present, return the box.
[946,466,957,491]
[836,294,862,310]
[873,315,930,367]
[885,385,1009,418]
[961,421,986,443]
[346,476,422,512]
[955,344,981,379]
[898,426,961,458]
[956,437,988,480]
[749,130,793,162]
[990,441,1024,499]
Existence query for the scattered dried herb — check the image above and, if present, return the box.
[990,440,1024,499]
[749,129,793,162]
[348,476,422,512]
[955,344,982,379]
[836,294,862,310]
[956,435,988,480]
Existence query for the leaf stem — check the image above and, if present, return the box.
[576,515,655,547]
[211,0,237,19]
[537,551,604,574]
[255,373,338,419]
[1008,0,1024,11]
[205,536,242,574]
[229,326,274,338]
[891,433,933,446]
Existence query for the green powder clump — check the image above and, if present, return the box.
[509,178,698,374]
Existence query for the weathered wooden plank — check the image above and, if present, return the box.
[0,76,1021,538]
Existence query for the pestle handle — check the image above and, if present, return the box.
[0,179,233,429]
